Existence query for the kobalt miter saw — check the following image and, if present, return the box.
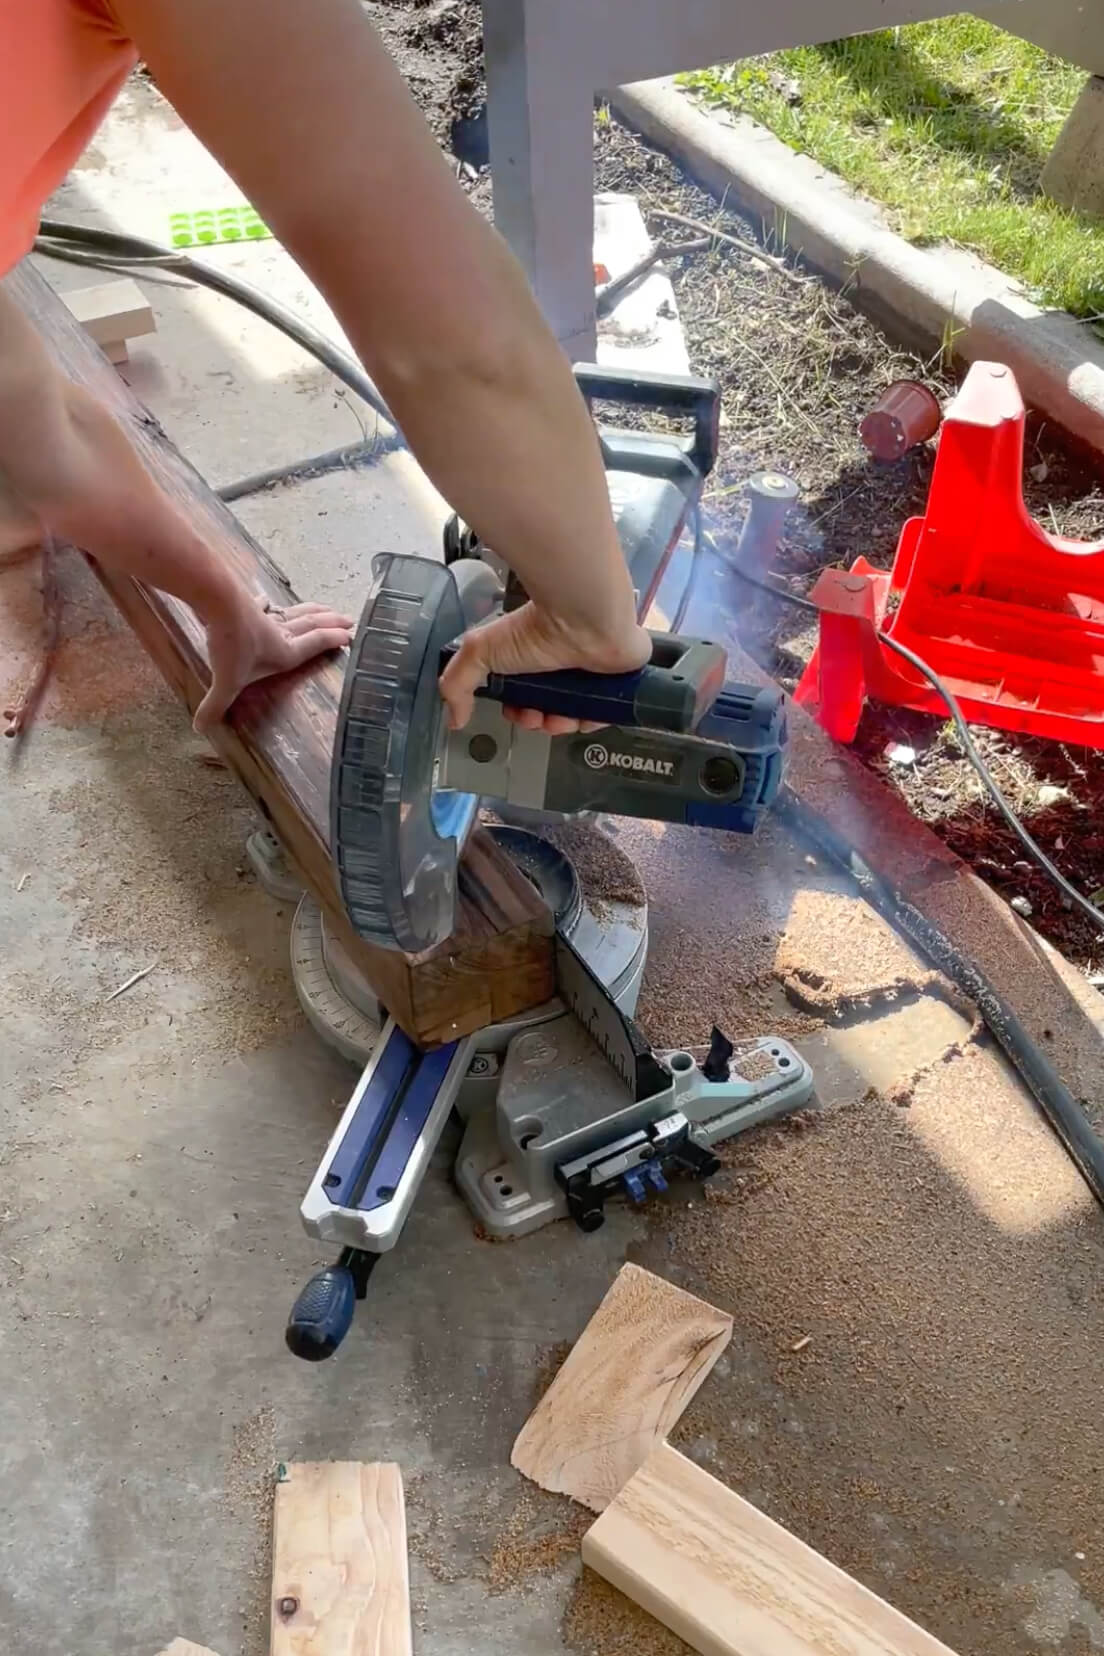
[283,364,814,1360]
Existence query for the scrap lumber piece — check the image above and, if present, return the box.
[582,1442,959,1656]
[5,261,554,1047]
[271,1462,412,1656]
[156,1642,222,1656]
[61,277,156,363]
[512,1263,732,1512]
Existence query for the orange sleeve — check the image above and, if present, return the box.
[0,0,138,274]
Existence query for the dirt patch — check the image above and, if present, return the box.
[364,0,485,137]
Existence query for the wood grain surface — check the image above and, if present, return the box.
[582,1443,960,1656]
[511,1263,732,1512]
[270,1462,412,1656]
[6,262,554,1047]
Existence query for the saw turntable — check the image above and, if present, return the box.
[263,364,815,1359]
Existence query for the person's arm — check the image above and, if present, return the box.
[110,0,651,731]
[0,284,353,729]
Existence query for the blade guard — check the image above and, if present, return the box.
[331,554,477,953]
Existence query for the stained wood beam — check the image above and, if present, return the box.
[6,261,553,1047]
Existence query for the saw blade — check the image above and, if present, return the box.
[330,554,479,953]
[554,930,668,1102]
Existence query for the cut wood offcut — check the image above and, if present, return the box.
[511,1262,732,1512]
[155,1642,222,1656]
[270,1461,412,1656]
[61,278,155,364]
[582,1443,959,1656]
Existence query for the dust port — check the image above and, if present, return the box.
[668,1052,695,1073]
[700,756,740,796]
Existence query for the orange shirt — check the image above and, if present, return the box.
[0,0,137,274]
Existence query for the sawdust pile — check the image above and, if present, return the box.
[484,1485,590,1595]
[564,1570,692,1656]
[223,1405,278,1656]
[773,887,938,1013]
[540,819,647,912]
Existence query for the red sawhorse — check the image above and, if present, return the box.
[795,362,1104,746]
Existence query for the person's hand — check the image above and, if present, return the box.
[195,589,354,732]
[438,599,650,735]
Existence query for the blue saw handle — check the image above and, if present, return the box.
[286,1263,357,1361]
[442,632,727,733]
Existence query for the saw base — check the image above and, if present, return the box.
[457,1020,815,1239]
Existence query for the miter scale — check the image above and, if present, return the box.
[271,364,815,1359]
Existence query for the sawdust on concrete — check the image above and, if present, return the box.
[563,1569,692,1656]
[618,817,825,1048]
[773,886,939,1014]
[47,690,302,1066]
[484,1484,591,1596]
[628,1060,1104,1656]
[223,1404,278,1656]
[0,545,162,731]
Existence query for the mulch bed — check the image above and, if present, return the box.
[374,0,1104,971]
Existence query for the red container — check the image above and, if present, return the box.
[798,361,1104,747]
[860,380,942,461]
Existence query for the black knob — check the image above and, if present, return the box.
[702,1026,734,1083]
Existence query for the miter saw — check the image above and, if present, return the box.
[275,364,815,1360]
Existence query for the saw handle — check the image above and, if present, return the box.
[285,1247,378,1362]
[443,633,727,733]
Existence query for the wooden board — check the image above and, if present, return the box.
[7,261,554,1047]
[270,1462,411,1656]
[62,277,156,351]
[155,1642,222,1656]
[582,1443,959,1656]
[511,1263,732,1512]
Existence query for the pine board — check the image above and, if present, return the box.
[582,1443,960,1656]
[270,1462,412,1656]
[511,1263,732,1512]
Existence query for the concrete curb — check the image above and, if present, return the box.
[610,78,1104,451]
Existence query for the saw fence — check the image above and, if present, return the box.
[5,263,555,1047]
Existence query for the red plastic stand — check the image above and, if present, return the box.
[795,361,1104,746]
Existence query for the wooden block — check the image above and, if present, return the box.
[61,277,156,353]
[582,1443,959,1656]
[156,1642,222,1656]
[7,262,555,1047]
[511,1263,732,1512]
[271,1462,412,1656]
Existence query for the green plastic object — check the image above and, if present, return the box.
[169,205,271,247]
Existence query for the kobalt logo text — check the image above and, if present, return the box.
[583,743,674,778]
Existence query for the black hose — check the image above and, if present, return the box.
[776,788,1104,1209]
[35,218,395,428]
[217,434,403,502]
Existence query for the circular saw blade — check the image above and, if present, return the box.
[330,553,478,953]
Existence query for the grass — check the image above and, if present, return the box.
[681,16,1104,319]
